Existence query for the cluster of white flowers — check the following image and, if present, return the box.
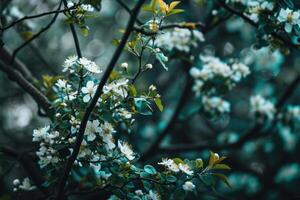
[132,190,160,200]
[155,28,205,53]
[250,95,276,121]
[103,78,129,99]
[13,178,35,192]
[246,0,274,23]
[158,158,194,175]
[67,2,95,12]
[202,96,231,115]
[33,126,60,167]
[190,55,249,115]
[277,8,300,33]
[62,55,102,74]
[190,55,250,89]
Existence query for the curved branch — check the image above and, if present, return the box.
[54,0,147,199]
[0,46,35,82]
[0,61,53,116]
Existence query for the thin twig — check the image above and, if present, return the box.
[10,0,63,64]
[1,5,78,31]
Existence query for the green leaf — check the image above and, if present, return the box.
[144,165,157,175]
[111,39,120,46]
[212,164,231,170]
[213,173,231,188]
[134,98,153,115]
[195,159,203,169]
[155,51,168,71]
[154,98,163,112]
[166,8,184,16]
[142,0,159,13]
[80,26,89,37]
[166,175,177,182]
[129,84,137,97]
[173,158,184,164]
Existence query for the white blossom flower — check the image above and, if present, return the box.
[145,63,153,69]
[55,79,71,89]
[149,84,156,91]
[13,179,20,186]
[81,81,98,102]
[32,125,50,142]
[99,122,116,150]
[18,178,35,191]
[178,163,194,176]
[158,158,180,173]
[103,79,129,98]
[63,55,78,72]
[118,140,135,160]
[250,95,276,120]
[79,57,102,73]
[231,63,250,82]
[192,80,204,96]
[182,181,195,191]
[80,4,95,12]
[85,120,101,142]
[277,8,300,33]
[120,62,128,70]
[116,108,132,119]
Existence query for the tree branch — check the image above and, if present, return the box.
[215,0,299,50]
[62,0,82,58]
[1,4,78,31]
[0,61,53,116]
[159,74,300,153]
[10,0,63,64]
[0,46,35,82]
[0,146,49,195]
[139,63,193,162]
[54,1,146,199]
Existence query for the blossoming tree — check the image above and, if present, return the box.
[0,0,300,200]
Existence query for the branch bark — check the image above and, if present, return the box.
[0,60,53,116]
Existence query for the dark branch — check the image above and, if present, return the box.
[139,63,193,162]
[54,1,146,199]
[10,0,63,64]
[0,46,35,82]
[0,61,53,116]
[215,0,300,50]
[62,0,82,58]
[159,74,300,153]
[0,146,49,195]
[1,4,78,31]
